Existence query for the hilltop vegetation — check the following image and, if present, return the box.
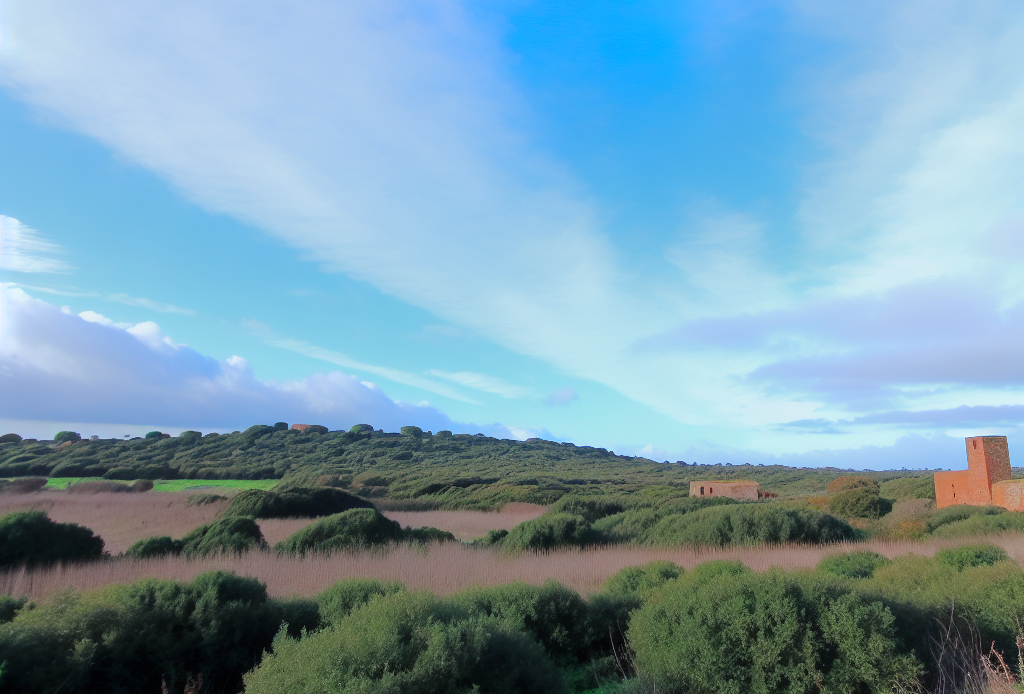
[0,423,939,509]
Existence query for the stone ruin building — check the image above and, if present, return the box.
[689,480,777,501]
[934,436,1022,511]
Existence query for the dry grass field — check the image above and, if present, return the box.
[0,489,549,549]
[0,490,229,553]
[5,534,1024,603]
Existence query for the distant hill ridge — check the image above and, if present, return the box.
[0,424,934,508]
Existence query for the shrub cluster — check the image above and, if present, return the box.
[0,511,104,567]
[222,485,374,519]
[629,564,921,693]
[274,508,455,554]
[125,518,267,559]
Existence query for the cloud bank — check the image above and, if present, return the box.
[0,286,517,437]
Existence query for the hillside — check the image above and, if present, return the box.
[0,424,935,509]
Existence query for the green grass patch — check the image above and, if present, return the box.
[43,477,279,492]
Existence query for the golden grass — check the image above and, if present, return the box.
[5,534,1024,603]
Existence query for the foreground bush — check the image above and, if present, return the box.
[642,504,854,547]
[223,486,374,519]
[0,511,104,567]
[935,543,1009,571]
[316,578,406,626]
[629,568,920,693]
[243,590,564,694]
[452,580,596,663]
[0,571,315,694]
[817,551,891,579]
[604,560,682,599]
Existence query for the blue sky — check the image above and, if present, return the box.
[1,0,1022,469]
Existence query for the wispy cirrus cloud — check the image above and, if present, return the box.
[244,320,480,405]
[426,369,534,399]
[0,216,71,273]
[7,282,195,315]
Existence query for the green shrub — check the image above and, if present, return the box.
[302,425,328,435]
[817,551,891,579]
[0,434,22,444]
[0,595,26,623]
[880,476,935,501]
[400,425,424,437]
[145,431,164,439]
[0,511,104,567]
[223,486,374,519]
[187,493,227,506]
[642,504,854,547]
[475,528,509,545]
[549,496,626,523]
[930,511,1024,538]
[826,475,880,495]
[54,431,81,443]
[243,590,564,694]
[628,569,920,694]
[604,561,682,599]
[125,536,183,559]
[349,424,373,434]
[2,477,47,494]
[316,578,406,626]
[452,580,595,663]
[924,505,1007,533]
[275,509,404,554]
[0,571,294,694]
[500,512,598,550]
[829,488,891,518]
[179,518,267,557]
[935,543,1009,571]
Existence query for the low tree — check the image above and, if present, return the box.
[0,511,104,567]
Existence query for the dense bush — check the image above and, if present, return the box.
[0,571,315,694]
[500,512,599,550]
[452,580,597,663]
[629,568,921,693]
[179,518,267,557]
[826,475,880,495]
[54,431,81,443]
[0,433,22,444]
[604,560,682,599]
[316,578,406,626]
[548,496,625,523]
[642,504,854,547]
[880,476,935,501]
[817,551,891,579]
[0,511,104,567]
[125,535,184,559]
[223,486,374,519]
[0,595,27,623]
[935,543,1009,571]
[276,509,405,554]
[829,488,891,519]
[924,505,1007,533]
[187,493,228,506]
[243,590,563,694]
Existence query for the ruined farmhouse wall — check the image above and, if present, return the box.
[934,436,1013,510]
[690,480,760,502]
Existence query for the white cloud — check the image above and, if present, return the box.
[426,369,533,399]
[0,286,519,436]
[0,216,71,273]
